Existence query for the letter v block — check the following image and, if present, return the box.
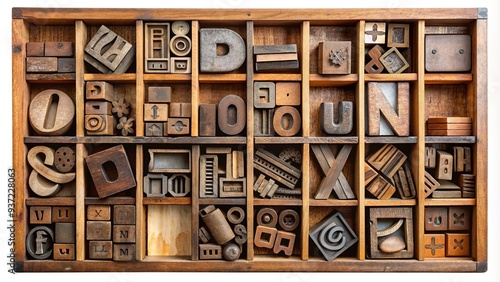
[320,101,353,135]
[367,82,409,136]
[85,145,136,198]
[200,28,246,72]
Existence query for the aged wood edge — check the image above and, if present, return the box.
[424,136,476,144]
[365,136,417,144]
[476,261,487,272]
[477,8,488,19]
[24,136,79,143]
[15,262,24,272]
[23,136,248,144]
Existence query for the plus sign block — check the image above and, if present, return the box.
[424,234,445,258]
[365,22,386,44]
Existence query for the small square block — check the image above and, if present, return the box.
[276,82,301,106]
[318,41,351,74]
[88,241,113,260]
[44,42,74,57]
[85,101,113,115]
[55,222,75,243]
[114,205,136,225]
[30,206,52,224]
[113,225,136,243]
[167,118,190,135]
[254,82,276,109]
[171,57,191,73]
[379,47,409,74]
[86,81,114,102]
[87,221,112,240]
[448,207,471,231]
[26,42,45,57]
[148,86,172,103]
[144,103,169,122]
[446,233,470,257]
[424,207,448,231]
[53,244,75,261]
[52,206,76,223]
[424,234,445,258]
[145,122,164,136]
[169,103,192,118]
[387,24,410,48]
[365,22,386,44]
[87,205,111,221]
[57,57,76,73]
[113,244,135,261]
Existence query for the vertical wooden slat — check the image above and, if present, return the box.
[12,18,29,264]
[246,20,255,260]
[301,143,310,260]
[301,21,310,138]
[191,21,200,137]
[136,20,145,137]
[191,145,200,260]
[135,145,145,260]
[75,143,87,261]
[75,21,87,137]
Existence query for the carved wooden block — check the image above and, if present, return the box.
[88,241,113,260]
[167,174,191,197]
[309,211,358,261]
[219,178,246,198]
[256,53,297,63]
[448,207,471,231]
[392,162,416,199]
[30,206,52,224]
[169,103,192,118]
[425,146,436,169]
[227,207,245,225]
[365,45,385,74]
[87,205,111,221]
[253,44,297,54]
[29,89,75,136]
[55,222,75,243]
[86,81,114,101]
[433,180,461,198]
[366,144,407,179]
[113,225,136,243]
[199,104,217,136]
[200,155,218,198]
[273,231,296,256]
[320,101,353,135]
[148,86,171,103]
[57,58,76,73]
[258,178,275,198]
[218,94,246,135]
[364,162,378,185]
[199,244,222,260]
[365,22,386,44]
[85,145,136,198]
[167,118,190,135]
[427,117,472,136]
[85,101,113,115]
[171,57,191,73]
[149,149,191,173]
[200,28,246,72]
[445,233,470,257]
[143,173,168,197]
[366,175,396,200]
[367,82,410,136]
[85,114,115,135]
[424,171,440,198]
[87,221,111,240]
[26,57,58,72]
[459,174,475,198]
[113,244,135,261]
[199,205,235,245]
[424,234,445,258]
[254,148,301,189]
[45,42,74,57]
[435,150,453,180]
[53,244,75,260]
[453,147,472,172]
[26,226,54,259]
[253,174,267,195]
[276,82,301,106]
[256,60,299,72]
[52,206,75,223]
[424,207,448,231]
[254,225,278,249]
[170,34,192,56]
[145,23,170,73]
[254,109,274,136]
[379,47,409,74]
[387,24,410,48]
[318,41,351,74]
[425,35,471,72]
[145,122,164,137]
[206,147,232,154]
[369,207,414,259]
[144,103,169,122]
[273,106,301,137]
[85,25,135,74]
[253,82,276,109]
[114,205,136,225]
[198,227,212,244]
[232,150,245,179]
[26,42,45,56]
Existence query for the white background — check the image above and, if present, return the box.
[0,0,498,281]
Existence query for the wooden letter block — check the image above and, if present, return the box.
[318,41,351,74]
[57,58,76,73]
[200,155,219,198]
[365,22,386,44]
[85,25,135,74]
[85,114,115,135]
[200,28,246,72]
[379,47,409,74]
[365,45,385,74]
[44,42,74,57]
[52,206,75,223]
[364,162,378,185]
[459,174,476,198]
[144,103,169,122]
[143,173,168,197]
[113,225,136,243]
[114,205,136,225]
[85,101,112,115]
[169,103,192,118]
[448,207,471,231]
[424,207,448,231]
[273,106,301,137]
[85,145,136,198]
[218,94,246,135]
[433,180,461,198]
[87,205,111,221]
[171,57,191,73]
[366,175,396,200]
[425,35,471,72]
[392,162,416,199]
[273,231,296,256]
[29,89,75,136]
[55,222,75,243]
[367,82,410,136]
[424,171,440,198]
[320,101,353,135]
[424,234,445,258]
[199,205,235,245]
[387,24,410,48]
[26,57,58,73]
[199,104,217,136]
[86,81,114,101]
[113,244,135,261]
[53,244,75,261]
[26,42,45,56]
[167,118,190,135]
[253,82,276,109]
[87,221,112,240]
[30,206,52,224]
[276,82,301,106]
[254,225,278,249]
[148,86,172,103]
[167,174,191,197]
[199,244,222,260]
[26,226,54,260]
[254,109,274,137]
[232,150,245,179]
[435,150,453,180]
[366,144,407,179]
[425,147,436,168]
[145,23,170,73]
[446,233,470,257]
[148,149,191,173]
[453,147,472,172]
[309,211,358,261]
[88,241,113,260]
[145,122,164,137]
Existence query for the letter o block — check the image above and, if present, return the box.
[200,28,246,72]
[29,89,75,136]
[272,106,301,137]
[218,94,246,136]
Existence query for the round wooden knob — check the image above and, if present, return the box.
[279,209,300,231]
[256,207,278,228]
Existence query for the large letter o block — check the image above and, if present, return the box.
[273,106,301,137]
[218,95,246,136]
[29,89,75,136]
[200,28,246,72]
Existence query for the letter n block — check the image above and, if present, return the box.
[114,205,136,225]
[367,82,409,136]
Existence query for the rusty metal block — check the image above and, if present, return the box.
[425,35,471,72]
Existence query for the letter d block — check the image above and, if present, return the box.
[200,28,246,72]
[85,145,136,198]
